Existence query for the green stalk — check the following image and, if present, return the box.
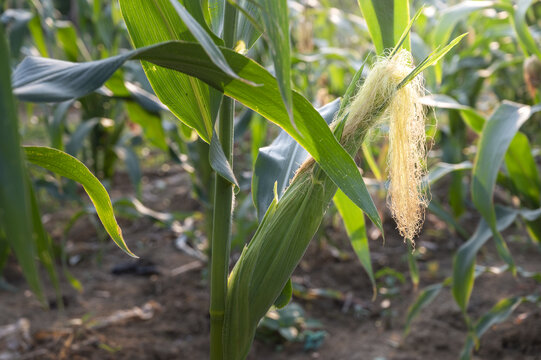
[210,4,237,360]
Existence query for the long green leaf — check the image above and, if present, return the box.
[358,0,410,54]
[0,26,43,300]
[512,0,541,58]
[505,132,541,208]
[24,146,136,257]
[254,0,293,123]
[452,206,518,312]
[404,283,443,336]
[433,1,494,46]
[419,94,486,133]
[460,296,524,360]
[119,0,215,142]
[472,102,536,268]
[334,188,376,296]
[167,0,248,83]
[13,41,382,229]
[398,33,467,89]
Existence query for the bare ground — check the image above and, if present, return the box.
[1,165,540,360]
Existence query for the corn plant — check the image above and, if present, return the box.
[1,0,494,359]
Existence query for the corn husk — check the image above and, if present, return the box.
[223,50,426,359]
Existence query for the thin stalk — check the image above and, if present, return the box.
[210,4,237,360]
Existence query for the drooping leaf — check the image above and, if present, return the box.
[167,0,248,83]
[24,146,136,257]
[13,41,382,229]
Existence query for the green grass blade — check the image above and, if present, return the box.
[24,146,136,258]
[0,26,44,301]
[452,207,518,312]
[404,283,443,336]
[334,188,376,297]
[460,296,524,359]
[358,0,410,55]
[398,33,467,89]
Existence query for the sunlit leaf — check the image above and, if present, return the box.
[24,146,136,257]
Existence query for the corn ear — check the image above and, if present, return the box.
[223,50,425,359]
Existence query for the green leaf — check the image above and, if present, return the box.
[254,0,293,123]
[167,0,248,83]
[119,0,215,142]
[125,102,168,151]
[472,102,536,269]
[333,188,376,296]
[56,21,79,61]
[425,161,473,187]
[428,200,469,239]
[210,129,239,189]
[65,118,101,156]
[419,94,486,133]
[398,33,467,89]
[358,0,410,54]
[13,41,382,229]
[24,146,136,257]
[27,15,49,57]
[406,238,419,288]
[204,0,225,35]
[460,296,524,360]
[28,180,61,304]
[234,0,262,50]
[0,27,44,301]
[433,1,494,46]
[404,283,443,336]
[511,0,541,58]
[273,278,292,309]
[505,132,541,208]
[114,146,143,197]
[452,206,518,313]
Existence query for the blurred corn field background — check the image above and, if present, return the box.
[1,0,541,359]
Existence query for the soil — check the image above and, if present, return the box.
[1,164,540,360]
